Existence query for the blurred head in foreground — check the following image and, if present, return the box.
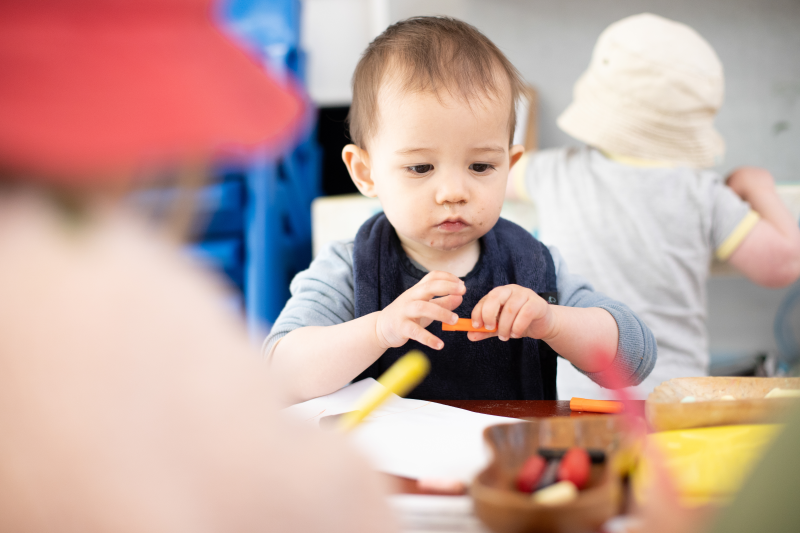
[558,13,724,168]
[0,1,394,532]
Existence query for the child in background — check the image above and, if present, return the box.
[508,13,800,399]
[265,17,657,403]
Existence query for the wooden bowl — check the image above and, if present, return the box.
[646,377,800,432]
[471,416,625,533]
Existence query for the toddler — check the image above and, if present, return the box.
[508,14,800,398]
[265,17,657,402]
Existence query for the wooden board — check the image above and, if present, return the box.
[645,377,800,432]
[472,416,624,533]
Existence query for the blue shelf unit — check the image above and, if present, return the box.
[141,0,321,342]
[221,0,320,340]
[241,135,321,339]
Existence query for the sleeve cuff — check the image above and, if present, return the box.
[576,302,658,389]
[262,330,290,359]
[716,210,760,261]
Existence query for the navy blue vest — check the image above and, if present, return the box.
[353,213,559,400]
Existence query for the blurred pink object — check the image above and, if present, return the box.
[0,0,305,183]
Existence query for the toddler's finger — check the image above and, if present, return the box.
[470,298,487,329]
[431,294,463,312]
[497,291,529,340]
[467,331,496,342]
[414,279,466,301]
[408,300,459,326]
[403,321,444,350]
[420,270,463,284]
[480,286,512,330]
[512,299,548,339]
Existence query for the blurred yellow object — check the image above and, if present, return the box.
[338,351,430,432]
[633,424,783,506]
[612,437,644,478]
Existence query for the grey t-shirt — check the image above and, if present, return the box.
[264,238,657,391]
[516,146,753,398]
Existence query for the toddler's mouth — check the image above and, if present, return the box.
[437,217,469,232]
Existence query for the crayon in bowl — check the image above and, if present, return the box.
[516,447,604,504]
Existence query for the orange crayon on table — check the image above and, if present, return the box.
[442,318,497,333]
[570,397,624,414]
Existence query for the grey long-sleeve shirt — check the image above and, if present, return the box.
[264,241,656,390]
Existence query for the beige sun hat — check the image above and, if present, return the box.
[558,13,725,168]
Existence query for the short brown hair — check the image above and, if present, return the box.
[348,16,524,148]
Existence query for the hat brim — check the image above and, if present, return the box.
[0,1,306,183]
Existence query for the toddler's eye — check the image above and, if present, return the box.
[407,164,433,175]
[470,163,496,174]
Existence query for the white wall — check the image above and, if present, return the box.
[303,0,800,181]
[301,0,368,105]
[301,0,390,104]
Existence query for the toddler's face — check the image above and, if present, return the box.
[357,82,522,256]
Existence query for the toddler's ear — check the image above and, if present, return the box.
[342,144,376,198]
[509,144,525,168]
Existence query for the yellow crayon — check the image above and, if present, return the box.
[338,350,430,432]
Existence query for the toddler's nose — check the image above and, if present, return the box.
[435,173,469,206]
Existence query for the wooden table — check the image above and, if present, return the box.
[432,399,645,420]
[393,399,645,494]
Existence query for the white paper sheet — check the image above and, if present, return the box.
[282,379,520,483]
[282,378,379,423]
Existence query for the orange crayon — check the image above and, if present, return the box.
[569,397,624,414]
[442,318,497,333]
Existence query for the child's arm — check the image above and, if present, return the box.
[724,167,800,287]
[270,271,465,403]
[468,286,618,373]
[467,246,656,387]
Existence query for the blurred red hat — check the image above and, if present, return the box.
[0,0,305,184]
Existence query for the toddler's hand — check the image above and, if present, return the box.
[375,271,465,351]
[469,285,557,342]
